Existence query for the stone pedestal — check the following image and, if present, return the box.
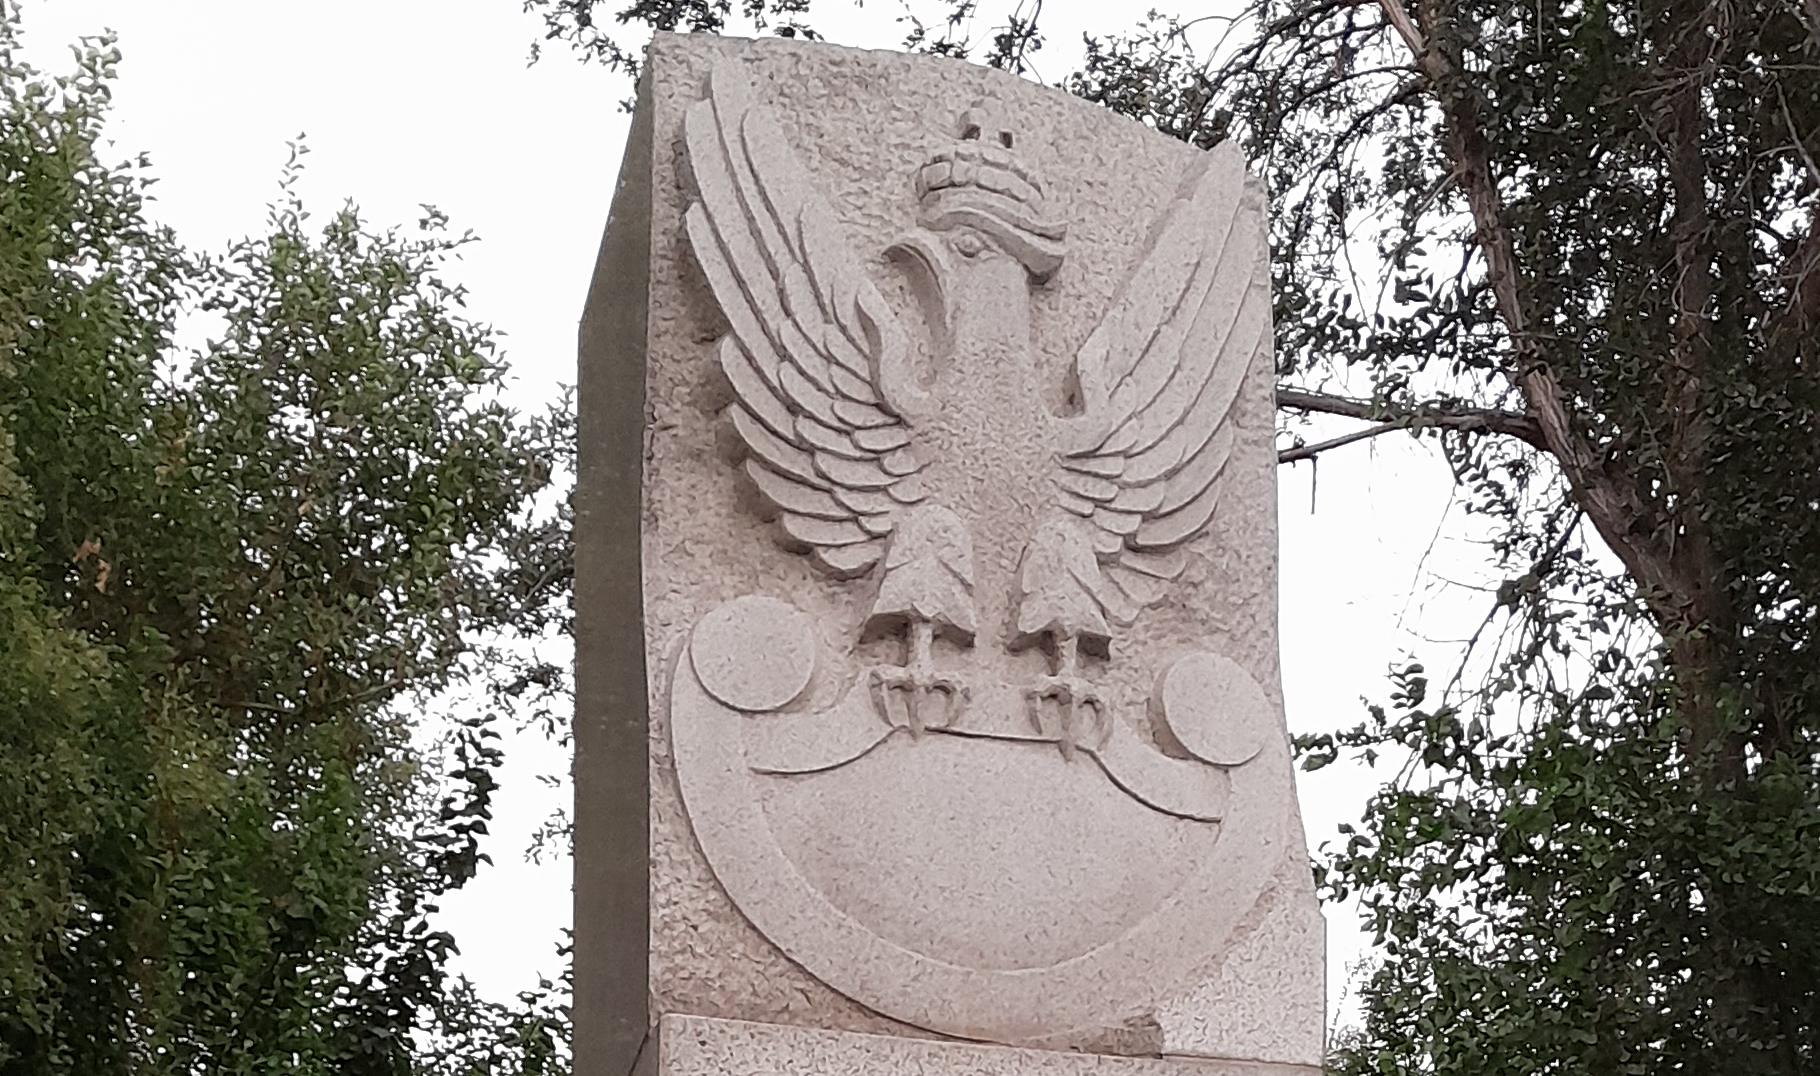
[643,1015,1317,1076]
[575,32,1324,1076]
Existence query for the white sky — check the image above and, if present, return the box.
[21,0,1502,1040]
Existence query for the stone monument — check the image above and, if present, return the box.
[574,32,1324,1076]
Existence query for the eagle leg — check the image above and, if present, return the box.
[864,505,976,735]
[1012,520,1111,758]
[1023,632,1109,759]
[868,616,968,734]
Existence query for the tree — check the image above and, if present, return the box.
[0,7,570,1072]
[527,0,1820,1070]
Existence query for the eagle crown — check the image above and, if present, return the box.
[910,100,1068,284]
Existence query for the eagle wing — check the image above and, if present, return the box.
[682,62,933,579]
[1051,144,1270,625]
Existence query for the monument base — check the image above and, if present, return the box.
[635,1014,1322,1076]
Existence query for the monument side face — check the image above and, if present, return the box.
[574,70,656,1076]
[576,32,1324,1074]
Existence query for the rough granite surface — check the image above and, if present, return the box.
[574,29,1323,1074]
[656,1015,1323,1076]
[1154,851,1326,1060]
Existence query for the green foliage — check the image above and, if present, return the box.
[519,0,1044,75]
[1072,0,1820,1072]
[0,7,570,1072]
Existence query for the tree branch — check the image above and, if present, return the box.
[224,677,409,718]
[1377,0,1425,56]
[1382,0,1681,610]
[1276,386,1547,454]
[1772,213,1820,348]
[1767,87,1820,348]
[1278,422,1405,463]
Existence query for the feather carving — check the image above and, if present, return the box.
[682,62,935,580]
[1044,144,1270,627]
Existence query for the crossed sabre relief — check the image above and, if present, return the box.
[680,62,1272,815]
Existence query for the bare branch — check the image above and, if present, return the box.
[1278,422,1405,463]
[1276,386,1547,448]
[1377,0,1425,56]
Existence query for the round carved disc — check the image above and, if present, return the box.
[1152,652,1268,766]
[689,594,816,711]
[671,597,1292,1045]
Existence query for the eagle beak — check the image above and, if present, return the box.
[886,230,954,356]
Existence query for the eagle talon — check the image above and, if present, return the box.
[1019,630,1108,759]
[868,615,968,734]
[1024,676,1107,758]
[869,665,968,734]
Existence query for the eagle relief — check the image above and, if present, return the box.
[661,57,1304,1047]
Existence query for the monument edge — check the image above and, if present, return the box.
[574,64,657,1076]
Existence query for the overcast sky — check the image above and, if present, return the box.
[21,0,1501,1034]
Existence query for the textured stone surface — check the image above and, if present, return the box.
[573,30,1323,1075]
[655,1014,1322,1076]
[1153,852,1327,1061]
[1152,652,1270,766]
[689,596,818,711]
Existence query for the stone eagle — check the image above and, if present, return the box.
[681,62,1268,755]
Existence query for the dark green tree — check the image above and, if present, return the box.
[0,7,570,1072]
[528,0,1820,1070]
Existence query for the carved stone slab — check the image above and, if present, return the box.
[651,1014,1322,1076]
[574,32,1324,1076]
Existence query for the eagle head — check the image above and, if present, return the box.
[912,101,1068,283]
